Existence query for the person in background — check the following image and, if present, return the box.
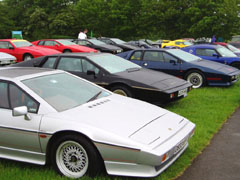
[78,29,88,39]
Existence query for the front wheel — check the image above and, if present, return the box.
[185,71,205,88]
[51,135,102,178]
[110,85,133,97]
[23,54,33,61]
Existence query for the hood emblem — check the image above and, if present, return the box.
[168,128,172,131]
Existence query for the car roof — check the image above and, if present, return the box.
[0,67,55,79]
[187,44,219,49]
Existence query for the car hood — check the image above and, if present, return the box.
[0,52,16,61]
[19,46,61,54]
[119,43,139,50]
[46,94,189,143]
[97,44,122,51]
[190,59,239,74]
[68,45,97,52]
[115,68,191,91]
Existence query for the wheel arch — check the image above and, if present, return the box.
[63,49,72,53]
[106,82,133,91]
[22,53,33,60]
[183,68,205,79]
[45,130,105,170]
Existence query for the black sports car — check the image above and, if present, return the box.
[72,39,123,54]
[139,39,162,48]
[98,37,139,52]
[12,53,192,103]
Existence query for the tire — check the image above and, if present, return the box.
[51,134,102,178]
[23,54,33,61]
[63,49,72,53]
[110,85,132,97]
[185,70,205,88]
[230,62,240,69]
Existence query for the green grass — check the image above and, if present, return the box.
[0,81,240,180]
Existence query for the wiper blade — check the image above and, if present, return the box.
[87,91,102,102]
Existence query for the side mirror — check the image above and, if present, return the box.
[170,60,177,65]
[87,70,96,76]
[55,44,59,47]
[212,53,219,58]
[9,47,14,50]
[12,106,31,120]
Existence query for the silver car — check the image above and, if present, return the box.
[0,67,195,178]
[0,52,16,65]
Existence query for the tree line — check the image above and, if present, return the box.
[0,0,240,41]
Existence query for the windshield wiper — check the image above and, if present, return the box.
[87,91,102,102]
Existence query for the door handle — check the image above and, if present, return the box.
[143,63,148,66]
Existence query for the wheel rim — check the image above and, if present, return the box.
[24,55,32,61]
[56,141,89,178]
[113,89,128,96]
[187,72,203,88]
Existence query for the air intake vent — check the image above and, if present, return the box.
[88,99,110,108]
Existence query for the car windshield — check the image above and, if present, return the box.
[88,54,141,74]
[11,40,33,47]
[216,46,237,57]
[57,40,76,45]
[167,49,200,62]
[22,73,110,112]
[226,44,240,53]
[183,41,193,46]
[111,38,126,44]
[88,39,106,45]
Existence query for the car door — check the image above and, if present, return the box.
[41,40,62,51]
[129,50,144,66]
[55,56,103,84]
[0,41,15,57]
[195,48,223,63]
[0,81,42,153]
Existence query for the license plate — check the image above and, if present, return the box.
[0,60,10,65]
[117,50,122,53]
[174,138,187,154]
[178,88,187,97]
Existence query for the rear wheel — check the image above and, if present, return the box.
[51,135,102,178]
[110,85,132,97]
[230,62,240,69]
[185,70,205,88]
[23,54,33,61]
[63,49,72,53]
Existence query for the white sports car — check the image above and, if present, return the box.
[0,52,16,65]
[0,67,195,178]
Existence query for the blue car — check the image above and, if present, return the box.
[117,49,240,88]
[182,44,240,69]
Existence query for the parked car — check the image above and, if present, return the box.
[32,39,97,53]
[0,52,16,65]
[98,37,139,52]
[12,53,192,103]
[128,40,155,49]
[0,67,195,179]
[0,39,61,62]
[214,42,240,56]
[182,44,240,69]
[118,49,240,88]
[72,39,123,54]
[161,39,193,48]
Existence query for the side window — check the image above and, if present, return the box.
[9,84,38,113]
[196,48,217,56]
[0,82,10,109]
[130,51,142,60]
[57,57,83,72]
[38,41,44,45]
[42,57,57,68]
[44,41,59,46]
[82,60,100,74]
[143,51,164,62]
[0,42,13,49]
[163,52,178,63]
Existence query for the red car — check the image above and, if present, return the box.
[214,42,240,56]
[0,39,61,62]
[32,39,98,53]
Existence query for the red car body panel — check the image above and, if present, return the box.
[0,39,61,62]
[32,39,98,53]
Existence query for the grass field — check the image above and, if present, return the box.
[0,81,240,180]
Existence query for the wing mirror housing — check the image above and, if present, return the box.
[212,53,219,58]
[170,60,177,65]
[12,106,31,120]
[9,47,14,50]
